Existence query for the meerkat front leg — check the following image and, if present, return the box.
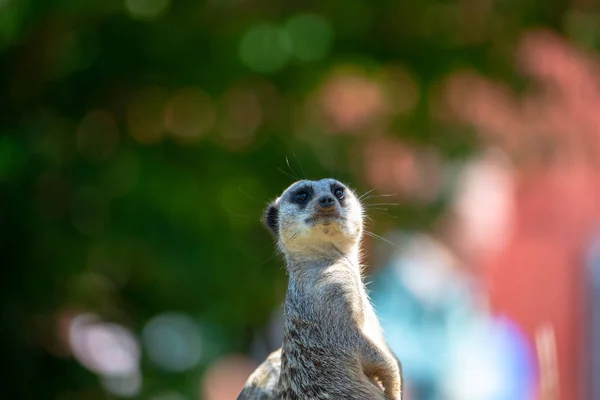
[359,337,402,400]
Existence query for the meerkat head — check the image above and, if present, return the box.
[264,178,364,257]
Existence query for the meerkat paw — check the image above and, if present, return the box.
[383,388,401,400]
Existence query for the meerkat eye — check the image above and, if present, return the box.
[334,188,345,199]
[296,191,308,202]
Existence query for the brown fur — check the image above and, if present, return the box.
[238,179,402,400]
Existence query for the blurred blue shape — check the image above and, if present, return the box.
[444,315,536,400]
[142,312,203,372]
[585,228,600,400]
[370,231,536,400]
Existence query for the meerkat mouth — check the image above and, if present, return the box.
[305,212,342,226]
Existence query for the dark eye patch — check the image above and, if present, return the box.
[290,185,313,209]
[330,184,347,205]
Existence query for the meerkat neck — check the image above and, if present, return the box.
[284,244,361,278]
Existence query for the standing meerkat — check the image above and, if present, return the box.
[238,178,403,400]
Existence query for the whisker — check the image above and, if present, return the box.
[362,214,374,223]
[362,193,398,201]
[225,208,254,218]
[238,187,265,204]
[364,202,399,207]
[293,152,306,179]
[369,210,398,219]
[358,189,375,201]
[285,157,301,180]
[330,149,335,179]
[261,253,278,264]
[277,167,299,181]
[362,195,395,202]
[364,230,402,251]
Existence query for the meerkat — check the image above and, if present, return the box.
[238,178,403,400]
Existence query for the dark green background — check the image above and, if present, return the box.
[1,0,598,398]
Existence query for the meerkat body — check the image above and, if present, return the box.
[238,179,402,400]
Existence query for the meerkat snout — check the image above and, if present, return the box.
[317,194,336,210]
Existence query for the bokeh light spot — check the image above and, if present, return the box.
[125,0,170,20]
[239,24,291,73]
[101,370,142,398]
[316,69,389,133]
[216,88,263,151]
[165,88,214,142]
[127,87,169,144]
[68,313,140,376]
[76,110,119,162]
[363,138,443,203]
[285,14,333,62]
[142,312,203,372]
[202,355,257,400]
[451,151,514,262]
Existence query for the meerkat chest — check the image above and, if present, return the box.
[312,268,369,326]
[308,278,385,351]
[319,268,383,342]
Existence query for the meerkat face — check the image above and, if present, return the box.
[264,178,364,256]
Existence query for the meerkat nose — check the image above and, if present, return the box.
[318,195,335,209]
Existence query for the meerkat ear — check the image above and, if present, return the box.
[263,199,280,236]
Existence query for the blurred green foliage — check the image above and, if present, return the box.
[1,0,599,398]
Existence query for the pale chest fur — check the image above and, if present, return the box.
[283,260,386,355]
[276,261,390,399]
[317,264,380,337]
